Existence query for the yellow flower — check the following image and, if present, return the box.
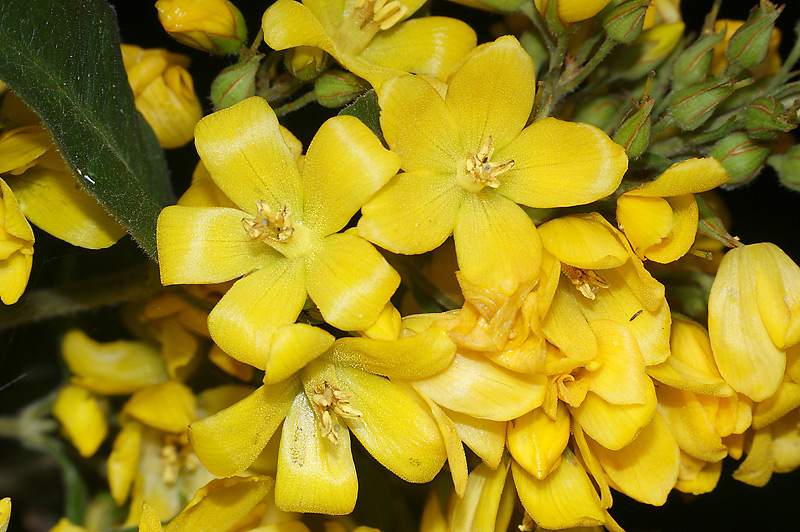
[121,44,203,149]
[157,97,401,379]
[188,330,455,514]
[641,0,681,30]
[533,0,614,23]
[358,36,627,295]
[708,242,800,401]
[52,384,108,457]
[0,178,33,305]
[261,0,477,88]
[0,497,10,532]
[616,157,730,263]
[156,0,247,55]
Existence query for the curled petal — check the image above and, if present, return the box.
[123,381,196,433]
[52,385,107,458]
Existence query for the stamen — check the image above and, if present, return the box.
[562,264,609,300]
[459,136,515,192]
[373,1,407,30]
[242,201,294,243]
[312,381,362,444]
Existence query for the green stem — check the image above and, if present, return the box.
[0,263,161,332]
[766,19,800,92]
[249,28,264,54]
[273,90,317,116]
[519,1,556,56]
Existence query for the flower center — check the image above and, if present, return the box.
[562,264,609,300]
[312,381,362,444]
[336,0,408,55]
[160,432,197,485]
[242,201,314,259]
[456,136,515,194]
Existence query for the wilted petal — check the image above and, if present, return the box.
[733,427,774,487]
[771,409,800,473]
[189,378,299,476]
[656,387,728,462]
[675,452,722,495]
[752,379,800,429]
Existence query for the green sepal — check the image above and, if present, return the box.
[695,193,741,249]
[339,89,382,142]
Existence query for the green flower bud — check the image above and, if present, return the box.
[770,146,800,192]
[613,98,653,158]
[669,79,734,131]
[609,22,685,80]
[604,0,649,44]
[573,96,621,131]
[314,70,368,108]
[710,132,769,187]
[672,29,727,90]
[744,96,797,140]
[284,46,328,81]
[726,1,782,71]
[210,52,262,111]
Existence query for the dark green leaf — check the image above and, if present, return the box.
[0,0,175,260]
[339,89,383,142]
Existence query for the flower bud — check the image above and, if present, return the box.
[573,95,620,130]
[671,29,727,90]
[155,0,247,55]
[211,52,262,111]
[284,46,328,81]
[770,145,800,192]
[610,21,685,80]
[120,45,203,149]
[709,132,769,187]
[534,0,614,24]
[314,70,368,108]
[668,79,734,131]
[613,97,653,158]
[726,1,782,71]
[604,0,650,44]
[744,96,796,140]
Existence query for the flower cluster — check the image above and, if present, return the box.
[2,0,800,531]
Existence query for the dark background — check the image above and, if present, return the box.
[2,1,799,531]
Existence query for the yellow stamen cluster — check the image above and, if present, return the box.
[561,264,609,300]
[160,432,198,485]
[458,136,515,193]
[353,0,408,31]
[242,201,294,243]
[312,381,363,444]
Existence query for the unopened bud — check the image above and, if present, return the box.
[710,132,769,187]
[573,96,621,130]
[744,96,796,140]
[211,52,262,111]
[672,28,726,90]
[770,145,800,192]
[668,79,734,131]
[604,0,650,44]
[726,1,782,71]
[155,0,247,55]
[613,98,653,158]
[314,70,368,108]
[610,22,685,80]
[534,0,614,24]
[284,46,328,81]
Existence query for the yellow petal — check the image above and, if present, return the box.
[164,476,274,532]
[771,409,800,473]
[123,381,196,433]
[0,498,9,532]
[358,169,461,254]
[444,406,507,469]
[264,324,335,384]
[414,388,468,496]
[616,195,674,257]
[0,125,50,173]
[643,195,699,264]
[275,392,358,515]
[535,0,614,22]
[445,36,534,153]
[733,427,774,487]
[675,453,722,495]
[587,412,680,505]
[8,167,125,248]
[53,384,107,458]
[542,287,598,367]
[512,450,605,529]
[333,366,447,483]
[412,351,547,421]
[571,377,656,450]
[261,0,337,56]
[306,232,400,331]
[584,320,646,405]
[656,387,728,462]
[508,404,570,480]
[454,192,541,294]
[301,115,399,235]
[61,329,168,395]
[377,74,460,174]
[108,421,143,505]
[188,378,299,476]
[50,518,96,532]
[331,325,455,379]
[752,379,800,429]
[194,96,303,214]
[538,216,629,270]
[362,17,477,81]
[158,319,199,381]
[0,244,32,305]
[207,259,307,370]
[420,489,448,532]
[497,118,627,208]
[628,158,730,197]
[156,205,277,285]
[451,460,512,532]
